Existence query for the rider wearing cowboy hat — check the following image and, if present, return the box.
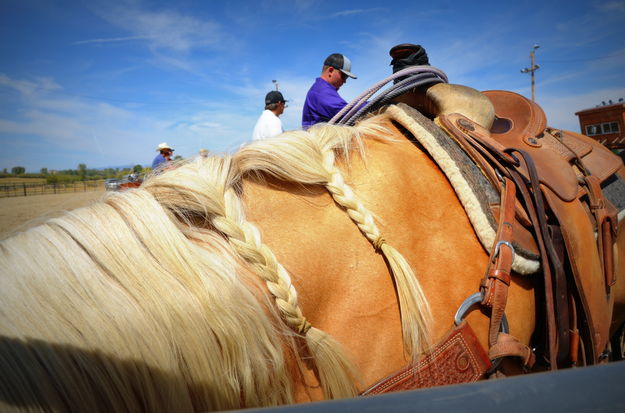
[152,142,174,170]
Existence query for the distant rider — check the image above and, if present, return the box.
[252,91,287,140]
[152,142,174,171]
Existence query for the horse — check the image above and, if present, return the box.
[1,81,624,412]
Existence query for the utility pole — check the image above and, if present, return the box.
[272,79,279,91]
[520,44,540,102]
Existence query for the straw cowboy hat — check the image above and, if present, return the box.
[155,142,174,152]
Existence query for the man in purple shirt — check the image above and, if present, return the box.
[302,53,357,129]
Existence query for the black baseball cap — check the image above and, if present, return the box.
[265,91,287,105]
[323,53,357,79]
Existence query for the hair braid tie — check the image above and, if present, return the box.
[297,317,312,335]
[373,236,386,252]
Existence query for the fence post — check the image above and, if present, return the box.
[23,183,27,197]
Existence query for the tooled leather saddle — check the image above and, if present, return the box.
[363,85,623,394]
[441,90,620,363]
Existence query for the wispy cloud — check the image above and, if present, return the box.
[331,8,382,18]
[598,1,625,12]
[0,74,61,96]
[91,3,225,54]
[540,86,625,131]
[0,72,259,170]
[73,35,152,45]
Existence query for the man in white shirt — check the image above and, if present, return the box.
[252,91,287,140]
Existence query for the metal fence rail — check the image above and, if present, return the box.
[235,361,625,413]
[0,180,105,198]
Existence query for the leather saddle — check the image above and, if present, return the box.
[435,87,621,367]
[362,86,623,395]
[391,82,622,366]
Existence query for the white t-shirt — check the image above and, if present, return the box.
[252,110,283,141]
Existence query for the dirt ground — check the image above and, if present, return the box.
[0,190,106,239]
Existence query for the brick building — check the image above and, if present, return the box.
[575,100,625,149]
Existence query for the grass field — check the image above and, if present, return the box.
[0,179,105,197]
[0,189,106,238]
[0,177,46,184]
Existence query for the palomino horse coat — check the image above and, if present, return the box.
[1,95,624,411]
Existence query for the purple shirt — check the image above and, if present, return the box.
[152,153,168,170]
[302,77,348,129]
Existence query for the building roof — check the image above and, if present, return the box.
[575,102,625,116]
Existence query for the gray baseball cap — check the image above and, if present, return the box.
[324,53,357,79]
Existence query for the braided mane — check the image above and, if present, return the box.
[0,111,431,410]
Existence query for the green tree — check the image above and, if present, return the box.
[173,155,183,161]
[78,163,87,180]
[133,164,143,174]
[40,168,48,175]
[11,166,25,175]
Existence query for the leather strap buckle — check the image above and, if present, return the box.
[493,240,516,264]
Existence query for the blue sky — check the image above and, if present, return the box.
[1,0,624,172]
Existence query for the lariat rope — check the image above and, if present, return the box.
[330,65,448,126]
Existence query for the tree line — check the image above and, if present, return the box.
[1,164,148,184]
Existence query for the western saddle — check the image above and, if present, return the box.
[363,83,623,394]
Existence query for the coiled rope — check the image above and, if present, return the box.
[329,65,448,126]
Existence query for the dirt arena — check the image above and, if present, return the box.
[0,190,106,239]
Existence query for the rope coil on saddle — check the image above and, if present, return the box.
[330,65,448,126]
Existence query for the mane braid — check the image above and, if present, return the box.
[235,115,432,359]
[319,140,431,358]
[220,187,360,399]
[0,186,296,411]
[144,155,359,399]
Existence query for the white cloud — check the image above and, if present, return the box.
[73,35,152,45]
[540,86,625,132]
[598,1,625,12]
[0,74,61,96]
[90,2,225,54]
[331,8,382,18]
[0,71,265,169]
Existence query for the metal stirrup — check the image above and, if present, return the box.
[454,292,509,333]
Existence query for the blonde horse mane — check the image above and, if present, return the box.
[0,111,431,410]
